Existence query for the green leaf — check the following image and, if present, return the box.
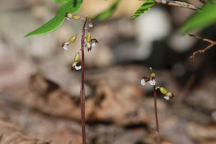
[55,0,70,3]
[94,0,121,21]
[131,0,155,19]
[180,3,216,34]
[25,0,82,37]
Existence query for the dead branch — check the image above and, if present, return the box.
[189,34,216,58]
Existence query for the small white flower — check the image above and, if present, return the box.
[62,42,70,51]
[149,79,156,86]
[66,12,73,19]
[91,42,96,48]
[86,42,91,49]
[66,17,72,21]
[88,23,93,28]
[141,79,146,86]
[63,46,68,51]
[75,65,82,70]
[72,62,81,71]
[164,95,170,101]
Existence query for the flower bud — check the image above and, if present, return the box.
[62,42,70,51]
[149,79,156,86]
[72,15,81,20]
[66,12,73,19]
[71,62,81,71]
[69,35,77,44]
[88,18,94,28]
[66,13,81,20]
[74,52,81,63]
[86,32,91,43]
[75,62,81,70]
[164,95,170,101]
[150,73,156,79]
[159,87,168,95]
[141,79,146,86]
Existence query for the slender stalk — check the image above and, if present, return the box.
[80,17,88,144]
[153,86,161,144]
[155,0,198,10]
[189,34,216,58]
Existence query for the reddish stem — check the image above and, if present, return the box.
[80,17,87,144]
[153,86,161,144]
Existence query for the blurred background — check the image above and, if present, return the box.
[0,0,216,143]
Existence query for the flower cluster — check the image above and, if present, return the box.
[71,52,81,71]
[141,71,156,86]
[141,67,174,100]
[84,32,98,52]
[62,35,77,51]
[155,87,174,100]
[62,13,98,71]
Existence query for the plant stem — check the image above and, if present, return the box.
[80,17,87,144]
[153,86,161,144]
[155,0,198,10]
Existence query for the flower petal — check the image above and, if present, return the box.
[164,95,170,100]
[149,79,156,86]
[62,42,70,51]
[75,65,82,70]
[141,79,146,86]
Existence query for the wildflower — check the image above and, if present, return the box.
[75,64,82,70]
[69,35,77,43]
[163,95,170,100]
[141,67,174,100]
[141,78,146,86]
[150,72,156,79]
[86,32,91,43]
[84,33,91,50]
[88,18,94,28]
[91,39,98,48]
[140,72,156,86]
[62,35,77,51]
[88,22,93,28]
[66,13,81,20]
[71,52,82,71]
[149,72,156,86]
[72,15,81,20]
[149,79,156,86]
[86,38,98,52]
[159,87,168,95]
[84,33,98,52]
[156,87,174,100]
[141,76,149,86]
[62,42,70,51]
[163,92,174,100]
[74,52,81,63]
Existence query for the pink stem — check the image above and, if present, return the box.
[80,17,87,144]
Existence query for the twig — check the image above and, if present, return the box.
[139,0,198,10]
[80,17,88,144]
[155,0,198,10]
[153,86,161,144]
[189,34,216,58]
